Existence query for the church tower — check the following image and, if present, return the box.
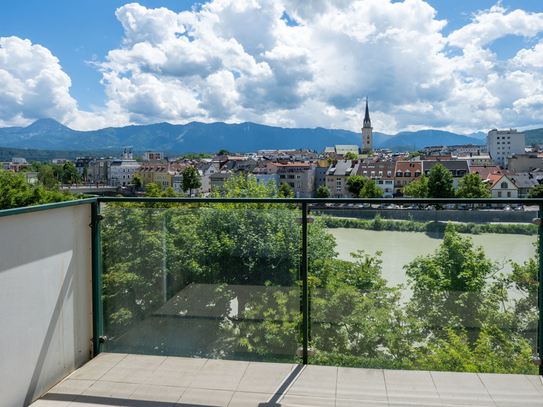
[362,97,373,151]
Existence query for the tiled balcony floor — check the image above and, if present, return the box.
[30,353,543,407]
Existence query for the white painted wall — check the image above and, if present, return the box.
[0,204,93,407]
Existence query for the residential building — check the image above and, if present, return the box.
[506,154,543,173]
[487,128,525,168]
[393,161,422,196]
[315,166,329,190]
[454,152,492,166]
[74,156,96,178]
[325,160,360,198]
[485,173,518,200]
[358,161,395,198]
[276,162,317,198]
[50,158,68,165]
[509,173,540,198]
[143,151,164,161]
[134,163,186,190]
[209,172,232,194]
[108,160,140,186]
[90,159,112,183]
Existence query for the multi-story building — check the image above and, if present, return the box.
[108,160,141,186]
[393,161,422,196]
[142,151,164,161]
[507,153,543,173]
[134,163,186,190]
[276,162,317,198]
[487,129,525,168]
[325,160,360,198]
[454,152,492,166]
[90,159,112,183]
[358,161,395,198]
[74,157,96,178]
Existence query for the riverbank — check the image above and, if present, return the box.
[319,214,537,235]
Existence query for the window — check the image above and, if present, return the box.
[297,184,301,188]
[296,175,301,179]
[371,171,375,176]
[507,136,510,139]
[336,187,341,192]
[501,182,507,188]
[387,171,391,176]
[498,192,502,197]
[507,192,511,197]
[507,142,510,144]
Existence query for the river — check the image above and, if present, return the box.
[328,228,536,297]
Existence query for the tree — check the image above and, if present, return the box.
[456,173,491,199]
[217,149,230,156]
[326,158,333,166]
[346,175,367,197]
[181,166,202,196]
[527,185,543,198]
[359,180,383,198]
[61,161,81,184]
[131,175,143,189]
[403,174,428,198]
[404,223,506,343]
[0,170,79,210]
[343,152,358,160]
[427,164,455,198]
[278,182,293,198]
[316,185,331,198]
[37,165,57,189]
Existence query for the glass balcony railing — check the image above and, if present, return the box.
[94,197,542,375]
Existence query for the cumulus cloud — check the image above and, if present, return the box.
[5,0,543,134]
[0,37,79,127]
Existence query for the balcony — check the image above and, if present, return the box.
[2,197,543,407]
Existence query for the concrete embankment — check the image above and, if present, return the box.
[312,208,537,223]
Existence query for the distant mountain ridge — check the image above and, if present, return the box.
[0,118,496,153]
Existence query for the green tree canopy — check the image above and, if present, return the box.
[403,174,428,198]
[316,185,331,198]
[343,152,358,160]
[278,182,293,198]
[61,161,81,184]
[456,173,491,199]
[346,175,367,197]
[359,179,383,198]
[217,149,230,156]
[427,164,455,198]
[527,185,543,198]
[181,166,202,196]
[131,175,143,189]
[0,170,80,210]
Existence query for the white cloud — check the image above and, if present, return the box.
[5,0,543,135]
[0,37,79,127]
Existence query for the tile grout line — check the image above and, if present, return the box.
[428,371,443,406]
[226,361,252,406]
[183,357,209,389]
[476,373,498,407]
[334,366,338,407]
[382,369,389,406]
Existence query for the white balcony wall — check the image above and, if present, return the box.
[0,204,93,407]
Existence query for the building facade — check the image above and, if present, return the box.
[487,129,525,168]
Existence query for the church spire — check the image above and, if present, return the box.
[363,97,371,129]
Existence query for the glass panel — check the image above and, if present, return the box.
[100,203,301,363]
[309,203,539,374]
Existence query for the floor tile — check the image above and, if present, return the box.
[29,393,78,407]
[384,369,441,405]
[431,371,494,406]
[188,359,249,391]
[144,357,207,387]
[122,384,186,407]
[100,354,167,384]
[479,373,543,407]
[227,391,274,407]
[175,388,233,407]
[336,399,388,407]
[336,367,387,402]
[526,375,543,397]
[236,362,296,394]
[48,379,96,395]
[280,394,335,407]
[68,353,127,381]
[285,365,337,399]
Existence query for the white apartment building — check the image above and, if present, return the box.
[487,129,525,168]
[109,160,141,186]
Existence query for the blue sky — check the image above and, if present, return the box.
[1,0,543,134]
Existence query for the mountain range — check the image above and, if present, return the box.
[0,118,522,153]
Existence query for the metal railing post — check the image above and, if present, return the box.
[91,201,103,357]
[539,205,543,375]
[302,202,309,364]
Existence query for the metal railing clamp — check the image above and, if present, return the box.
[296,217,314,224]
